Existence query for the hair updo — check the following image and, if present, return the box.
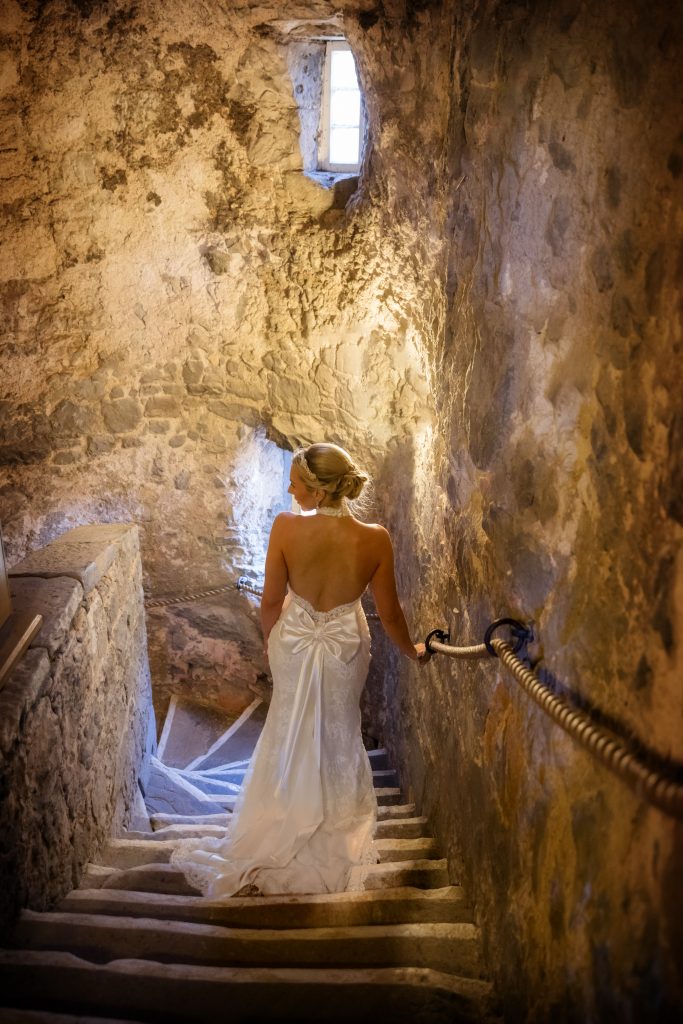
[291,442,369,503]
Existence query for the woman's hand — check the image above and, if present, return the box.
[413,642,431,664]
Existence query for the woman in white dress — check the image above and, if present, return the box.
[171,442,427,898]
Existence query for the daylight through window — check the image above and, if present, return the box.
[320,41,363,172]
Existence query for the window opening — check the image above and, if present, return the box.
[319,41,363,173]
[228,429,292,583]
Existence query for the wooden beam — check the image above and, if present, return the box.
[0,611,43,693]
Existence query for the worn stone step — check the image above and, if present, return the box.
[190,748,390,781]
[0,1011,145,1024]
[174,776,241,796]
[11,911,484,978]
[366,748,389,770]
[374,788,403,806]
[156,696,240,770]
[376,804,416,820]
[57,885,471,929]
[80,864,116,890]
[364,859,450,890]
[149,803,418,829]
[159,787,402,812]
[178,769,399,794]
[143,758,226,817]
[0,1011,144,1024]
[187,700,268,771]
[97,837,438,871]
[88,858,450,896]
[0,951,497,1023]
[0,1010,143,1024]
[99,864,200,896]
[150,813,230,830]
[125,816,430,844]
[125,825,228,842]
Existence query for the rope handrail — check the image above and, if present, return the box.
[144,581,239,607]
[145,577,381,619]
[425,621,683,820]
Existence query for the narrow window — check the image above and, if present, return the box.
[319,41,363,173]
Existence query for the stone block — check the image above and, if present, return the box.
[0,647,51,756]
[101,398,142,433]
[9,524,136,595]
[9,576,84,657]
[145,396,181,418]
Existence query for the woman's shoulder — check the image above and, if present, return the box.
[352,519,390,541]
[270,511,298,532]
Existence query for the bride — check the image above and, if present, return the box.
[171,442,428,898]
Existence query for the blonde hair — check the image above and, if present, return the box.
[291,442,369,503]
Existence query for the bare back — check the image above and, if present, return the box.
[278,513,383,612]
[261,510,419,660]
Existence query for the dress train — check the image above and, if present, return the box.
[170,589,378,898]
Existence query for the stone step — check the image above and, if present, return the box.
[81,864,116,889]
[97,837,439,871]
[156,696,242,770]
[374,788,403,806]
[10,911,484,978]
[364,859,450,891]
[176,775,242,796]
[143,758,226,817]
[0,951,496,1023]
[99,864,201,896]
[57,885,472,929]
[124,816,430,844]
[377,803,416,820]
[366,748,389,770]
[148,786,404,812]
[187,700,268,771]
[149,803,418,830]
[185,748,390,780]
[86,858,450,897]
[0,1010,144,1024]
[151,813,230,829]
[176,769,399,794]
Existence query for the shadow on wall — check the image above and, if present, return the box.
[361,437,419,752]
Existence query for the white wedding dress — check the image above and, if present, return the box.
[170,509,379,898]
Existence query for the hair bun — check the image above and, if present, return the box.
[339,469,367,501]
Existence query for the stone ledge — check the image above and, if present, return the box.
[9,524,137,595]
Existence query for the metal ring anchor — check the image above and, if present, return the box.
[483,617,533,658]
[425,628,451,653]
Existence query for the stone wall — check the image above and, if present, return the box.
[0,0,432,721]
[345,0,683,1019]
[0,523,155,928]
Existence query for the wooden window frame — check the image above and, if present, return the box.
[318,40,364,173]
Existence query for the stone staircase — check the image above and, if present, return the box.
[0,698,499,1023]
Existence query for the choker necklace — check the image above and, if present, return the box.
[316,503,351,518]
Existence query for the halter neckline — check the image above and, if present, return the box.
[315,503,351,518]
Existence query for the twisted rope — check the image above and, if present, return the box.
[145,577,379,619]
[491,639,683,818]
[426,636,490,659]
[145,582,241,608]
[426,623,683,819]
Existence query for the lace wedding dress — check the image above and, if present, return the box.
[170,505,379,898]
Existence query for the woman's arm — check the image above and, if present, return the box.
[260,513,290,651]
[369,527,426,662]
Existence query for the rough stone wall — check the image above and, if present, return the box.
[0,0,432,725]
[0,523,154,928]
[346,1,683,1019]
